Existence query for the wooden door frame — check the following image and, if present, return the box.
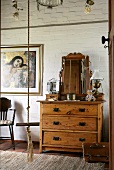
[108,0,114,169]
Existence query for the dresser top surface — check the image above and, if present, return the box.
[36,100,105,104]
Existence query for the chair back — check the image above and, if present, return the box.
[0,97,11,120]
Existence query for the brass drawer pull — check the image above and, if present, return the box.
[79,108,85,112]
[79,138,86,142]
[53,136,60,141]
[79,122,86,126]
[53,108,59,112]
[53,121,60,125]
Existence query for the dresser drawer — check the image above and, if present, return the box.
[42,104,97,116]
[43,131,97,147]
[42,116,97,131]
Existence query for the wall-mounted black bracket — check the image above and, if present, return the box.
[102,36,109,44]
[101,34,109,49]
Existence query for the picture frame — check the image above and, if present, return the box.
[0,44,44,95]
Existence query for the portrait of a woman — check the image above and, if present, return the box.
[6,56,27,68]
[1,52,36,89]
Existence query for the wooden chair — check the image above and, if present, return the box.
[0,97,16,149]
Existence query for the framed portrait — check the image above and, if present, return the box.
[0,44,44,95]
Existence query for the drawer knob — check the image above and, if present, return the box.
[53,136,60,141]
[79,122,86,126]
[79,138,86,142]
[67,111,71,115]
[79,108,85,112]
[53,108,59,112]
[106,156,109,160]
[53,121,60,125]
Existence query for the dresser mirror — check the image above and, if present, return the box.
[59,53,90,100]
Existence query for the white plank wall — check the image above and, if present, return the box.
[1,0,109,142]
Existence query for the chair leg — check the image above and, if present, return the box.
[9,125,15,149]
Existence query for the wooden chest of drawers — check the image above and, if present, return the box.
[39,101,104,153]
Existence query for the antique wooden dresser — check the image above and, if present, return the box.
[39,100,104,153]
[39,52,105,153]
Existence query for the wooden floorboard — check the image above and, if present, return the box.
[0,140,80,156]
[0,140,39,153]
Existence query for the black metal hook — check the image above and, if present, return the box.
[101,36,109,44]
[101,35,109,50]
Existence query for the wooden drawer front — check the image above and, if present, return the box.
[85,156,109,163]
[42,104,97,116]
[42,116,97,131]
[83,143,109,157]
[84,143,109,163]
[43,132,97,147]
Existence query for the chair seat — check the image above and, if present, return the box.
[0,120,12,125]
